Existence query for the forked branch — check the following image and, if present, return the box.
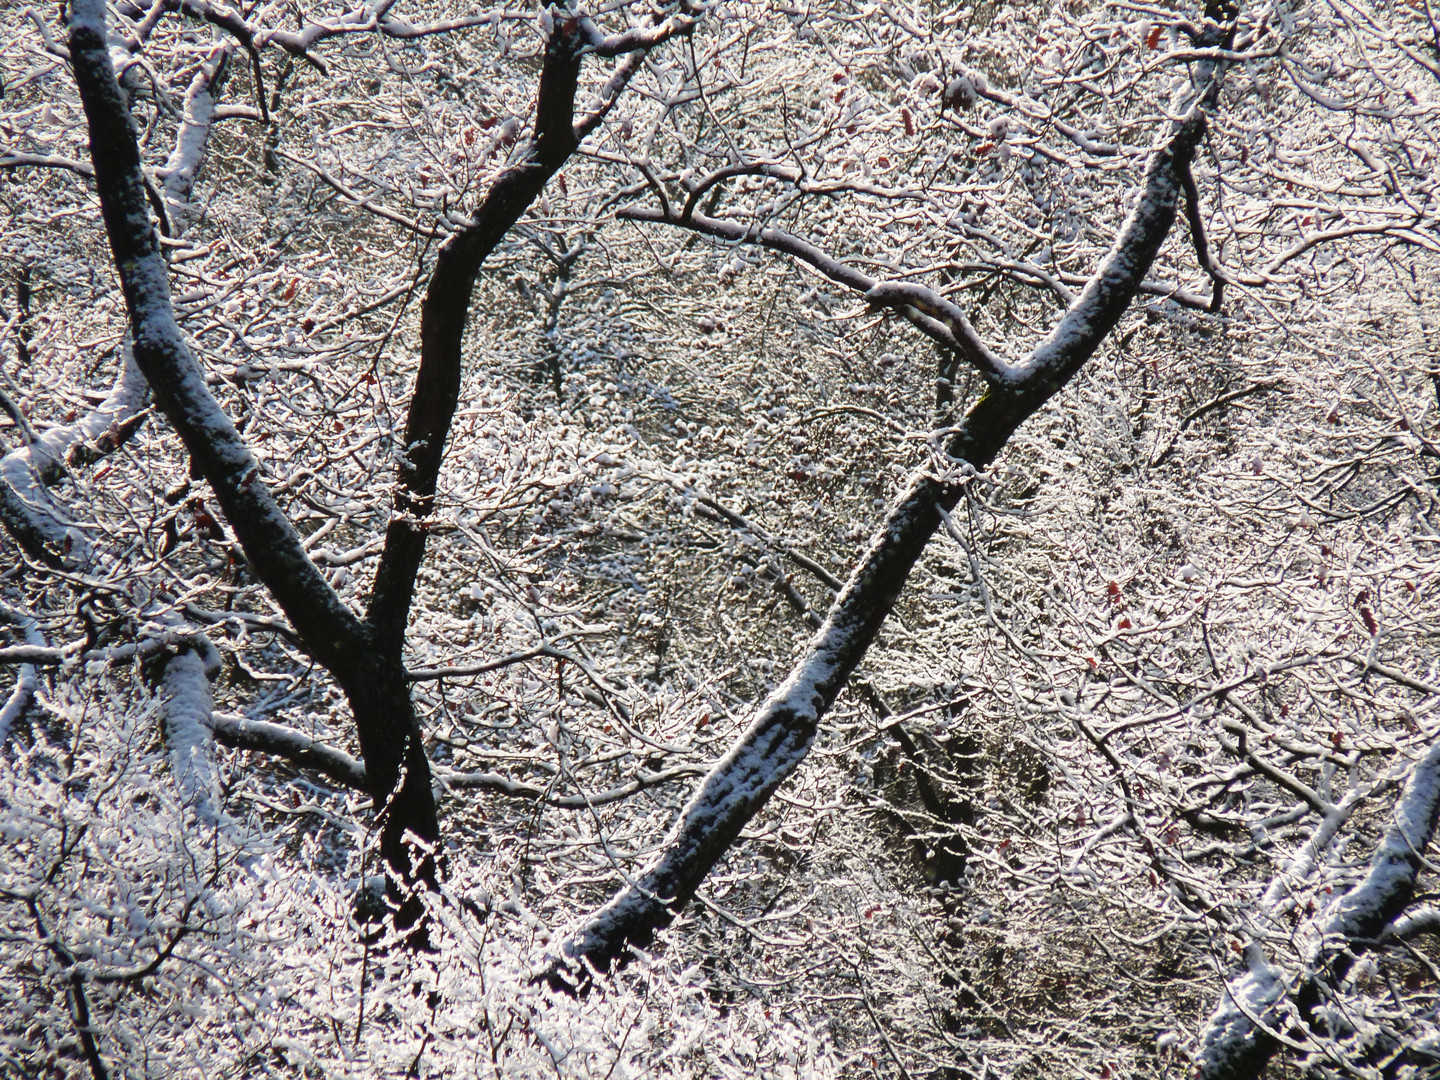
[544,92,1218,987]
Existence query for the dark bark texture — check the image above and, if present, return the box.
[367,19,586,652]
[67,0,439,931]
[68,1,668,943]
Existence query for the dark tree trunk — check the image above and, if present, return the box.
[68,0,680,946]
[67,0,440,934]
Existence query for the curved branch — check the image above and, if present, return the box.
[365,18,586,652]
[615,204,1015,383]
[545,98,1216,987]
[1180,159,1227,312]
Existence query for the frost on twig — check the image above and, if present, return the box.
[1197,740,1440,1079]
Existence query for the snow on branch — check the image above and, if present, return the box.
[157,44,229,207]
[113,0,331,73]
[1197,740,1440,1079]
[545,93,1221,987]
[0,152,95,177]
[113,0,676,76]
[211,713,367,790]
[158,639,224,825]
[0,22,221,570]
[0,602,45,747]
[615,204,1016,384]
[0,339,149,565]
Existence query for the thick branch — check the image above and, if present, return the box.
[0,603,44,747]
[114,0,330,73]
[68,0,439,921]
[1197,741,1440,1079]
[157,44,229,205]
[546,101,1212,986]
[574,7,701,139]
[368,12,673,651]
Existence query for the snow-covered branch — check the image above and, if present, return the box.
[68,0,441,930]
[159,640,223,825]
[1197,741,1440,1079]
[0,341,149,565]
[157,44,230,207]
[0,602,44,747]
[68,0,366,676]
[546,94,1219,986]
[212,712,368,790]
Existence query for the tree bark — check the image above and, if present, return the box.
[367,19,585,653]
[67,0,439,933]
[545,94,1215,988]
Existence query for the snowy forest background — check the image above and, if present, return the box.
[3,0,1440,1075]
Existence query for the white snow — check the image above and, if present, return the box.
[0,603,43,746]
[160,646,221,825]
[159,48,225,205]
[0,338,148,564]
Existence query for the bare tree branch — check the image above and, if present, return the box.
[368,10,690,652]
[67,0,440,935]
[1197,740,1440,1079]
[545,84,1221,985]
